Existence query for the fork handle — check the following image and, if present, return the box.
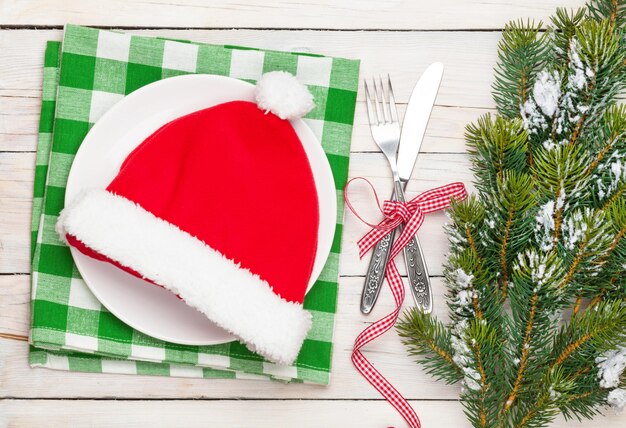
[360,182,432,314]
[361,222,396,314]
[394,181,432,314]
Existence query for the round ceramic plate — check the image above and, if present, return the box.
[64,74,337,346]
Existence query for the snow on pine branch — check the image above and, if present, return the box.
[450,320,482,392]
[520,38,593,149]
[597,347,626,412]
[597,347,626,389]
[594,151,626,201]
[608,388,626,412]
[521,70,560,137]
[452,268,478,316]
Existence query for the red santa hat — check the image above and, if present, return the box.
[57,72,319,365]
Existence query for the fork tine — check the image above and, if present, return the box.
[387,74,399,124]
[371,78,384,125]
[373,76,389,124]
[363,80,378,126]
[377,75,391,124]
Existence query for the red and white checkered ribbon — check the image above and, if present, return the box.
[345,178,467,428]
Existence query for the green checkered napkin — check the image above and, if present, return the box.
[30,25,360,384]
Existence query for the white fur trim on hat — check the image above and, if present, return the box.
[57,189,312,365]
[254,71,315,120]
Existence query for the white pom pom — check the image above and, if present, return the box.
[254,71,315,120]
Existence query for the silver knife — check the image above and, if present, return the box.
[361,62,444,314]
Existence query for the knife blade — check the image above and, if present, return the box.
[398,62,444,182]
[397,62,444,312]
[360,63,444,314]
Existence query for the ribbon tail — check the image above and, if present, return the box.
[347,180,467,428]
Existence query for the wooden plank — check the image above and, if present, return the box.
[0,28,499,156]
[0,399,465,427]
[1,398,624,427]
[0,0,587,30]
[0,28,502,112]
[0,152,474,274]
[0,92,489,153]
[1,276,461,400]
[0,275,30,337]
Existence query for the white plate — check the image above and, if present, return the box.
[65,74,337,346]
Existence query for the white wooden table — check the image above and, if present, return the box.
[1,1,625,426]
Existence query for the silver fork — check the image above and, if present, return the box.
[363,76,431,313]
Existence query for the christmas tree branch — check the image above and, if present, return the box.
[571,297,583,315]
[514,392,550,428]
[471,342,489,428]
[397,309,463,384]
[503,294,539,413]
[601,184,626,210]
[517,301,626,421]
[586,131,620,173]
[499,209,514,297]
[400,2,626,425]
[493,21,549,119]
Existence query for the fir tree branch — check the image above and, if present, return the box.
[492,21,549,119]
[599,220,626,262]
[567,84,594,146]
[584,199,626,305]
[586,131,620,174]
[601,183,626,210]
[403,2,626,425]
[587,0,626,28]
[514,392,549,428]
[470,340,489,428]
[559,234,591,289]
[565,390,594,403]
[551,186,564,245]
[503,294,539,413]
[551,8,587,63]
[466,223,481,260]
[397,309,463,384]
[462,320,505,428]
[588,291,605,309]
[553,331,592,366]
[572,297,583,315]
[500,209,514,297]
[611,0,619,25]
[541,302,626,419]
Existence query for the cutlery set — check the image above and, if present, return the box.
[360,63,444,314]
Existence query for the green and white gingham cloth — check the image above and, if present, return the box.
[30,25,360,384]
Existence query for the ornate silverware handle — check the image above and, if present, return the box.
[361,224,396,314]
[360,181,433,314]
[394,180,432,313]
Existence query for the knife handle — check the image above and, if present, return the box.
[360,183,433,314]
[394,180,432,313]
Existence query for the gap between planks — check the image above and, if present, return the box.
[0,395,458,403]
[0,25,510,32]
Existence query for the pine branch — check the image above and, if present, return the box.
[569,19,625,138]
[493,20,549,119]
[397,309,463,384]
[465,115,529,193]
[551,8,587,62]
[502,251,568,415]
[587,0,626,28]
[401,1,626,425]
[512,368,576,428]
[551,300,626,368]
[462,320,506,428]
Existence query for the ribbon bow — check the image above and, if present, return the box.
[344,178,467,428]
